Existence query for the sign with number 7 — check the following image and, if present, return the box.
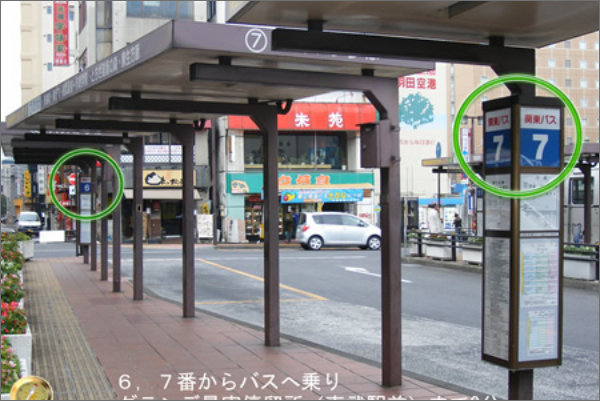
[520,107,561,167]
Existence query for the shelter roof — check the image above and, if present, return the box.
[227,1,599,49]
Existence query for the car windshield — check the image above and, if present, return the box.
[19,214,39,222]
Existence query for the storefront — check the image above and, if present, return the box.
[223,102,379,243]
[226,171,375,242]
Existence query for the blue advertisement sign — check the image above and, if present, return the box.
[520,107,561,167]
[80,182,91,193]
[484,108,512,168]
[281,189,364,204]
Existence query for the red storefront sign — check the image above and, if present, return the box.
[53,1,69,66]
[228,103,377,131]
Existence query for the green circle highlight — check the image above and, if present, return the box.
[49,148,124,221]
[453,73,582,199]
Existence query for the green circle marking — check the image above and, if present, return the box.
[453,73,582,199]
[49,148,124,221]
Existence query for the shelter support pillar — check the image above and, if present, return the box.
[251,109,281,347]
[105,146,122,293]
[126,137,144,300]
[100,162,109,281]
[91,162,98,271]
[580,164,593,244]
[172,127,196,318]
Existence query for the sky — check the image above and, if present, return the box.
[1,1,22,161]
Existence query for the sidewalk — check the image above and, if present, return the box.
[24,256,470,400]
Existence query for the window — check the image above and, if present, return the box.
[596,61,599,70]
[548,59,556,68]
[79,1,87,32]
[144,133,170,145]
[322,215,343,225]
[126,1,193,19]
[579,41,587,50]
[596,80,599,89]
[342,215,365,227]
[46,34,52,43]
[565,79,572,88]
[597,99,599,108]
[207,1,217,21]
[46,63,52,71]
[570,178,595,204]
[244,133,347,170]
[582,118,588,127]
[548,78,556,85]
[480,76,488,84]
[566,117,573,127]
[596,42,599,50]
[581,99,588,107]
[564,59,571,68]
[46,6,52,14]
[580,60,587,69]
[581,79,587,88]
[564,40,571,49]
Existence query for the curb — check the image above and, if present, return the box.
[403,256,599,291]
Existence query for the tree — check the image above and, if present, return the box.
[1,194,7,217]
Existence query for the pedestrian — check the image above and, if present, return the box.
[283,211,293,243]
[291,208,299,239]
[427,203,443,234]
[453,213,462,240]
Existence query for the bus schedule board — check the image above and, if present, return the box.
[481,96,563,371]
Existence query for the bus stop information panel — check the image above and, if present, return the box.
[482,96,564,370]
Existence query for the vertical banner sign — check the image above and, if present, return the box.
[80,177,91,244]
[53,1,69,66]
[481,97,563,371]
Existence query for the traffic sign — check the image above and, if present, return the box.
[68,173,76,185]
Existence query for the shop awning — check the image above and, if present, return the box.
[123,189,202,201]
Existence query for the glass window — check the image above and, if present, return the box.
[580,79,587,88]
[580,60,587,69]
[581,99,588,107]
[46,34,52,43]
[548,78,556,85]
[245,133,347,170]
[207,1,216,21]
[565,79,572,88]
[127,1,193,19]
[582,118,588,127]
[564,59,571,68]
[579,41,587,50]
[79,1,87,32]
[548,59,555,68]
[341,215,364,227]
[480,76,488,84]
[596,61,599,69]
[571,178,595,204]
[46,6,52,14]
[47,63,52,71]
[566,117,573,127]
[596,42,599,50]
[322,215,343,225]
[564,40,571,49]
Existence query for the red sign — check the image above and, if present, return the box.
[68,173,76,185]
[228,103,377,131]
[53,2,69,66]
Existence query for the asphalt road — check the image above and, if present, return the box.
[33,242,599,400]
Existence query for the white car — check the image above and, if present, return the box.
[16,211,42,236]
[296,212,381,251]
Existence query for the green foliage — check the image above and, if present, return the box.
[1,336,22,393]
[1,274,24,304]
[1,302,27,335]
[564,245,595,255]
[468,236,483,244]
[427,234,448,241]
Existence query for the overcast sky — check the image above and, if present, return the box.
[1,1,21,160]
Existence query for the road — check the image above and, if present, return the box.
[34,243,599,400]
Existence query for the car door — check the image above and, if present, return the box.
[319,214,344,245]
[340,214,368,245]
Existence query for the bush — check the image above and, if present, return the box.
[1,274,24,304]
[427,234,448,241]
[564,245,595,255]
[468,236,483,244]
[0,248,24,268]
[1,302,27,335]
[1,336,22,393]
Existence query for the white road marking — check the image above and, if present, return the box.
[342,266,413,283]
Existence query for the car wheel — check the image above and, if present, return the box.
[308,236,323,251]
[367,235,381,250]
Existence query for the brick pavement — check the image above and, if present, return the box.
[35,257,468,400]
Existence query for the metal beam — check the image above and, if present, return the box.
[91,164,98,272]
[23,133,125,144]
[56,119,193,133]
[250,110,281,347]
[100,162,109,281]
[270,29,536,96]
[109,97,290,116]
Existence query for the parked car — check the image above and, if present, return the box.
[296,212,381,251]
[16,211,42,236]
